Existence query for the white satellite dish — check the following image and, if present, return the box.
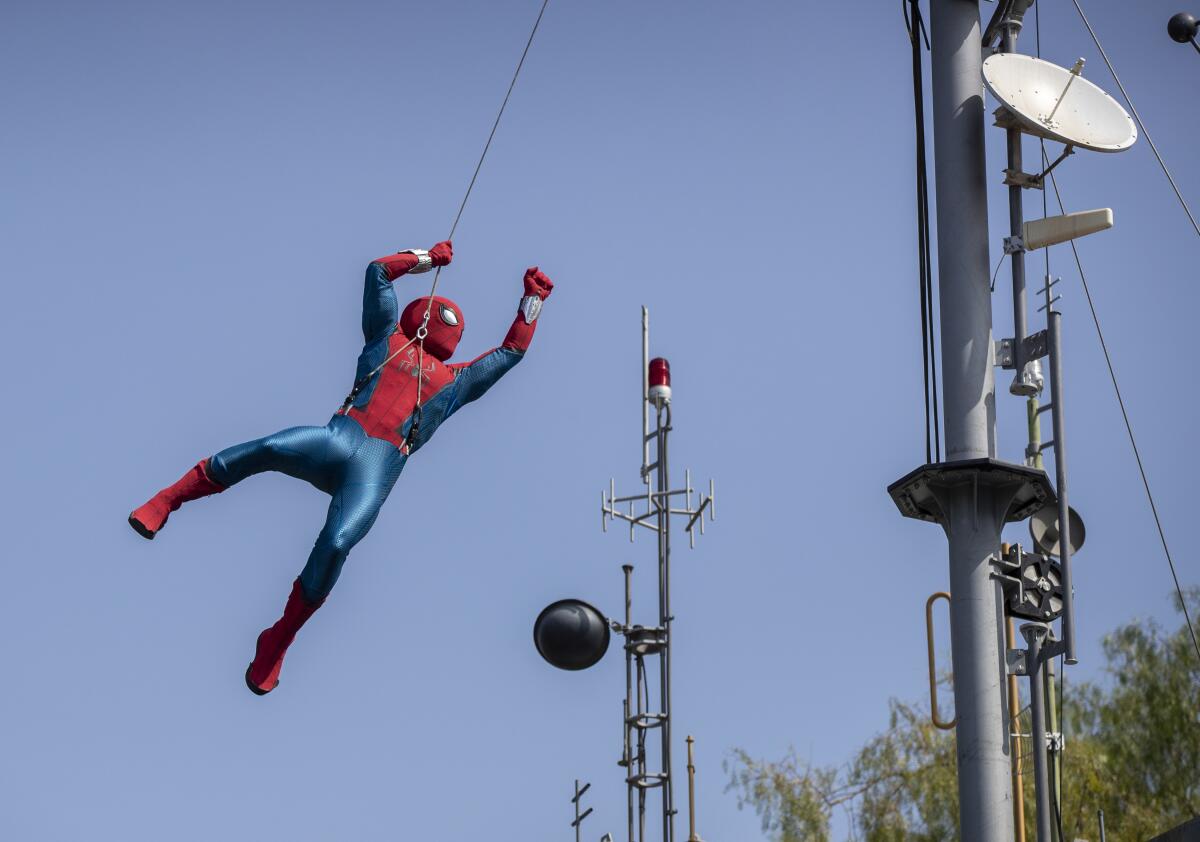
[982,53,1137,152]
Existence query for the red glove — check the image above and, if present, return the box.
[523,266,554,299]
[430,240,453,267]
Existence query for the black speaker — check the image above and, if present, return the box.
[1169,12,1199,43]
[533,598,611,671]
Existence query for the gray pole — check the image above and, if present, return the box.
[931,0,998,461]
[1002,24,1030,387]
[1047,312,1077,663]
[1021,624,1053,842]
[656,405,675,842]
[929,1,1012,839]
[624,565,635,842]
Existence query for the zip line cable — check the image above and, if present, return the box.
[1043,154,1200,669]
[905,0,941,464]
[401,0,553,448]
[1068,0,1200,239]
[340,0,553,418]
[421,0,554,315]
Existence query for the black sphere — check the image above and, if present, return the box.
[1168,12,1199,43]
[533,598,611,671]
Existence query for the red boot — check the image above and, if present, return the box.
[245,578,325,696]
[128,459,225,539]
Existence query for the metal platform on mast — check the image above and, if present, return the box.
[888,458,1053,526]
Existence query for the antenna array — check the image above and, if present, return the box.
[534,307,714,842]
[891,3,1137,839]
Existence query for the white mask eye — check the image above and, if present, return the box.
[439,305,459,326]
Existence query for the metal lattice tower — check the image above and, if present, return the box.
[601,307,714,842]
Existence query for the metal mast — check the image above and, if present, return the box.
[534,308,713,842]
[889,3,1047,838]
[602,308,715,842]
[929,1,995,463]
[893,2,1132,837]
[929,3,1012,837]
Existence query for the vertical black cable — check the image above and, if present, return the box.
[908,0,940,463]
[924,135,941,462]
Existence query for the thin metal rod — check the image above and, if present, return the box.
[1098,809,1107,842]
[1045,655,1062,840]
[1027,396,1044,470]
[1042,63,1081,127]
[1047,312,1077,663]
[636,655,648,842]
[1002,25,1029,382]
[655,403,675,842]
[1033,146,1073,186]
[686,736,700,842]
[1022,625,1053,842]
[1007,617,1027,842]
[624,565,635,842]
[574,780,582,842]
[642,307,650,484]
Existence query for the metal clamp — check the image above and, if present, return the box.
[1006,647,1028,676]
[995,330,1049,370]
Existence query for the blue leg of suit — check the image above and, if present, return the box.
[207,414,407,600]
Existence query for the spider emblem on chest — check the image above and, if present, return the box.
[397,347,435,384]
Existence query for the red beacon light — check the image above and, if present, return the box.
[648,357,672,407]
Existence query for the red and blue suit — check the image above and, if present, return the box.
[129,241,554,694]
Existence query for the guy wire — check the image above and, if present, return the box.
[1069,0,1200,239]
[420,0,554,320]
[1044,154,1200,669]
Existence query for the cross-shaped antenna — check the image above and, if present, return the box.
[602,473,716,548]
[1037,275,1061,313]
[572,780,593,842]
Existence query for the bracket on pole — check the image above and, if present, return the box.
[996,330,1049,370]
[1006,647,1029,676]
[888,458,1054,526]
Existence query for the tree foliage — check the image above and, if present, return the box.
[728,592,1200,841]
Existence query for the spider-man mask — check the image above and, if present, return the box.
[399,296,465,361]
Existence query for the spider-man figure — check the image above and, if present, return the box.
[129,241,554,694]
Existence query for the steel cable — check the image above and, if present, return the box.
[906,0,941,463]
[1068,0,1200,239]
[1044,156,1200,669]
[343,1,552,413]
[420,0,554,319]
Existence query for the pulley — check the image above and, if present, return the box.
[997,544,1066,622]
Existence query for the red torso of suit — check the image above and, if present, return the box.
[345,336,454,444]
[336,252,541,453]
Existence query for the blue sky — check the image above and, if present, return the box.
[2,1,1197,839]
